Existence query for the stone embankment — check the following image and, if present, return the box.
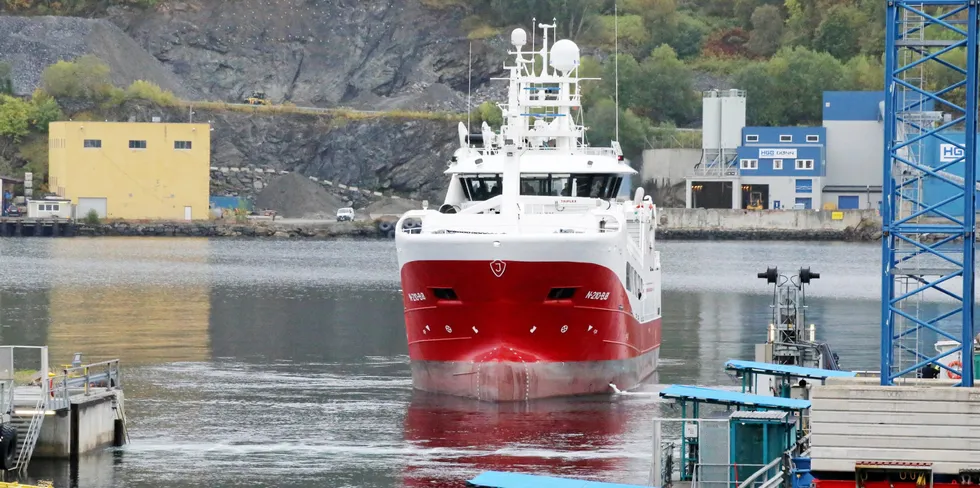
[75,220,385,239]
[69,209,886,241]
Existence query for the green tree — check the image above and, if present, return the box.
[473,101,503,129]
[735,47,848,125]
[0,95,31,141]
[591,14,650,53]
[813,5,864,61]
[583,97,651,164]
[29,90,64,130]
[40,55,113,99]
[636,45,698,125]
[842,55,884,91]
[0,94,32,162]
[591,54,645,112]
[746,5,784,58]
[485,0,602,40]
[667,13,709,59]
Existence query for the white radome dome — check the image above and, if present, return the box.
[511,28,527,48]
[550,39,580,73]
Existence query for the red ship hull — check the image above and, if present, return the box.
[400,260,661,401]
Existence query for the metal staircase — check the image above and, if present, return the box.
[10,397,44,474]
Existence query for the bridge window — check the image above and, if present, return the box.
[459,174,625,200]
[460,175,502,201]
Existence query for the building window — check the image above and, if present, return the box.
[740,159,758,170]
[773,159,783,170]
[174,141,192,150]
[806,135,820,143]
[129,140,147,149]
[796,179,813,193]
[83,139,101,148]
[780,135,792,142]
[795,159,814,170]
[746,135,759,142]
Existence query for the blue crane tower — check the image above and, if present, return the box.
[881,0,977,386]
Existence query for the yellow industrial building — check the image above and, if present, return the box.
[48,121,211,220]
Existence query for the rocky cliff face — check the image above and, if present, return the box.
[0,15,199,98]
[105,0,508,111]
[106,101,460,202]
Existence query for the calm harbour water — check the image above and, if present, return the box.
[0,237,955,487]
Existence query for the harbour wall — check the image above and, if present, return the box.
[38,208,884,241]
[656,208,883,240]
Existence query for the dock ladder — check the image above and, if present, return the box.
[112,394,129,444]
[12,390,46,474]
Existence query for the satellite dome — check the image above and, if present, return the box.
[550,39,580,73]
[511,28,527,48]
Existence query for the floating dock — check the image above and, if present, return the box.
[0,346,127,474]
[0,219,74,238]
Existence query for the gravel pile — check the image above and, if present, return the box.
[0,15,198,98]
[254,173,347,219]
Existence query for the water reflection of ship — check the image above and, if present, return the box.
[400,380,656,487]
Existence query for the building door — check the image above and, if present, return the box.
[77,197,107,219]
[794,197,812,210]
[838,195,860,209]
[184,206,192,221]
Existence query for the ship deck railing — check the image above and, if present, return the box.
[397,208,632,236]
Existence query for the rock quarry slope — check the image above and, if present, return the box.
[0,16,200,98]
[104,0,508,110]
[114,102,459,203]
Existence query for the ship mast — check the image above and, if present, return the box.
[497,22,588,217]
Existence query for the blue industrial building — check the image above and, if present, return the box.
[735,127,826,209]
[918,132,980,218]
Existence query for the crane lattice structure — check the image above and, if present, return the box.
[881,0,976,387]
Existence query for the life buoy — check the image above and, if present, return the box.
[947,360,963,379]
[48,377,55,398]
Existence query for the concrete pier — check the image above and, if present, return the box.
[24,389,125,459]
[0,346,127,473]
[0,218,74,238]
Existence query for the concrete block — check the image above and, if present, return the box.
[32,390,122,459]
[34,412,71,458]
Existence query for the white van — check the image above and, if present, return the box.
[336,207,355,222]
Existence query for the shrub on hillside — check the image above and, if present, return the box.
[40,55,114,100]
[124,80,178,106]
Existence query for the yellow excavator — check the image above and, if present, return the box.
[746,191,764,210]
[243,91,270,105]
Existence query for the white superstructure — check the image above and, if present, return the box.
[394,21,664,401]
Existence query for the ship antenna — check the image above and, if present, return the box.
[614,0,620,143]
[531,18,536,76]
[466,40,473,141]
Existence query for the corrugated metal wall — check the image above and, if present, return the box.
[810,382,980,474]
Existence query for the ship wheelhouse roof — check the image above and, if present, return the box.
[446,152,637,176]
